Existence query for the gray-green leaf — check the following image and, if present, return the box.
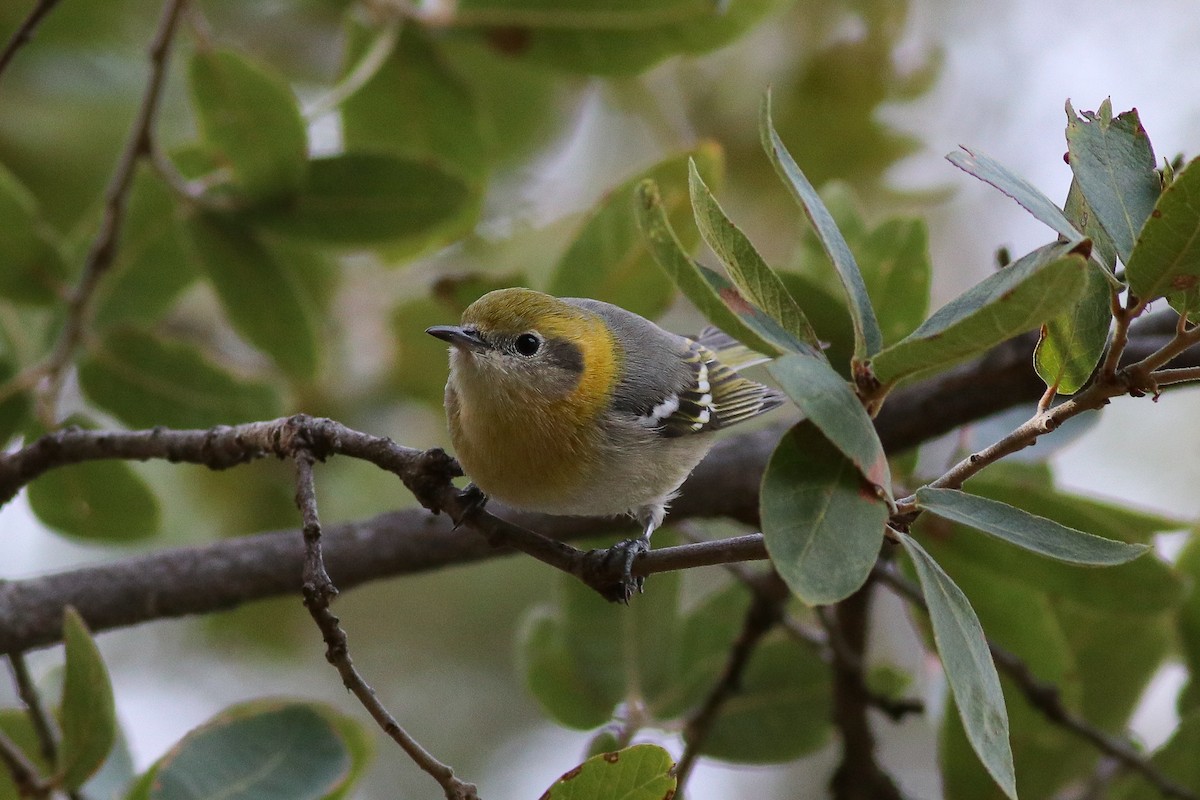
[900,533,1016,800]
[870,241,1090,385]
[767,352,890,497]
[761,423,887,605]
[915,487,1147,566]
[1125,156,1200,311]
[1065,99,1159,264]
[689,159,821,349]
[760,91,883,359]
[947,146,1081,242]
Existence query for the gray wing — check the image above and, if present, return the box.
[567,299,785,437]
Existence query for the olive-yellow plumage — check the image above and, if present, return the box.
[428,287,784,597]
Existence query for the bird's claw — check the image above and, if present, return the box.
[453,483,488,530]
[606,536,649,604]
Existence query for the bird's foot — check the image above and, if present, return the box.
[453,483,488,530]
[605,535,649,604]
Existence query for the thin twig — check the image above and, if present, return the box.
[0,0,63,81]
[7,654,82,800]
[35,0,189,423]
[292,449,478,800]
[873,566,1199,800]
[0,727,46,799]
[1147,366,1200,387]
[813,607,924,724]
[674,571,789,790]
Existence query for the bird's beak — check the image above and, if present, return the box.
[426,325,488,352]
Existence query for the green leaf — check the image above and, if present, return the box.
[312,707,373,800]
[0,356,32,447]
[0,163,69,305]
[519,566,681,729]
[760,91,883,359]
[93,169,199,330]
[475,0,778,76]
[539,744,675,800]
[78,328,280,429]
[1034,182,1114,394]
[1065,99,1159,265]
[636,179,801,355]
[946,146,1081,242]
[549,144,723,319]
[249,153,471,248]
[858,217,932,346]
[915,487,1147,566]
[0,710,42,800]
[967,461,1182,544]
[57,607,117,790]
[701,635,832,763]
[185,214,320,379]
[189,48,307,203]
[147,701,352,800]
[761,423,887,605]
[456,0,716,26]
[688,159,821,349]
[1124,156,1200,309]
[870,240,1090,385]
[341,23,488,183]
[767,352,890,495]
[652,582,752,720]
[28,418,161,541]
[1177,537,1200,711]
[900,533,1016,800]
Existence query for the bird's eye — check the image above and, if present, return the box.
[515,333,541,356]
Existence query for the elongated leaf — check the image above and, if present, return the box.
[78,328,280,429]
[947,146,1080,242]
[540,744,674,800]
[148,701,352,800]
[915,487,1146,566]
[767,352,890,496]
[1034,180,1115,394]
[636,179,806,355]
[550,145,722,319]
[900,533,1016,800]
[57,608,117,790]
[761,423,887,605]
[1065,99,1159,264]
[251,153,471,247]
[189,48,308,203]
[760,92,883,358]
[186,214,319,379]
[689,160,820,349]
[28,417,161,542]
[0,164,69,305]
[1125,156,1200,310]
[870,241,1090,385]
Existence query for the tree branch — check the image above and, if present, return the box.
[673,571,789,789]
[291,448,477,800]
[0,0,63,81]
[34,0,188,421]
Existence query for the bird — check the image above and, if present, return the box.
[427,287,784,600]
